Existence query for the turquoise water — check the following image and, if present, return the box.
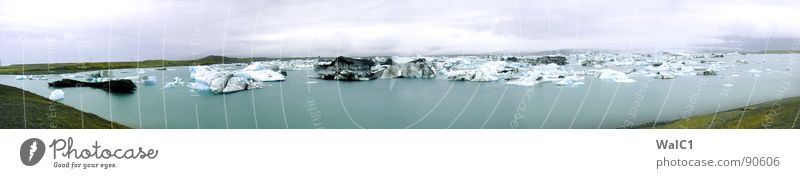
[2,54,798,129]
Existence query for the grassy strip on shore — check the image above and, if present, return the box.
[629,96,800,129]
[0,55,311,75]
[0,84,129,129]
[744,50,800,54]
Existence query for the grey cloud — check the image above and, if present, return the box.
[0,0,798,65]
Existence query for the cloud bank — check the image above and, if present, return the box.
[0,0,798,64]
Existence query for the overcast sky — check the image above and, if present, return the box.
[0,0,798,64]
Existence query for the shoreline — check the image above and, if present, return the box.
[0,84,129,129]
[627,96,800,129]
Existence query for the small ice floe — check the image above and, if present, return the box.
[49,89,64,101]
[722,83,734,87]
[654,73,676,79]
[307,81,318,84]
[555,75,585,87]
[137,69,147,74]
[14,75,49,80]
[747,69,762,73]
[506,71,542,86]
[731,74,741,77]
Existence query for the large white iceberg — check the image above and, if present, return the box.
[189,65,273,94]
[49,89,64,101]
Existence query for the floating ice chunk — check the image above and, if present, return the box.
[506,71,542,86]
[14,75,24,80]
[236,70,285,82]
[722,83,734,87]
[188,82,210,91]
[614,78,636,83]
[597,69,636,83]
[137,69,147,74]
[390,56,416,63]
[555,75,585,86]
[747,69,762,73]
[446,69,498,82]
[49,89,64,101]
[164,77,183,88]
[142,76,158,85]
[597,69,625,79]
[242,62,275,71]
[222,76,249,93]
[446,70,475,81]
[471,69,499,82]
[209,74,232,93]
[190,66,224,85]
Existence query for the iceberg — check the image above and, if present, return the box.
[49,89,65,101]
[314,56,377,81]
[378,58,436,78]
[189,65,271,94]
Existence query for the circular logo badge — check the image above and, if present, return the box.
[20,138,45,166]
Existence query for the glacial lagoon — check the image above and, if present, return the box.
[2,54,798,129]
